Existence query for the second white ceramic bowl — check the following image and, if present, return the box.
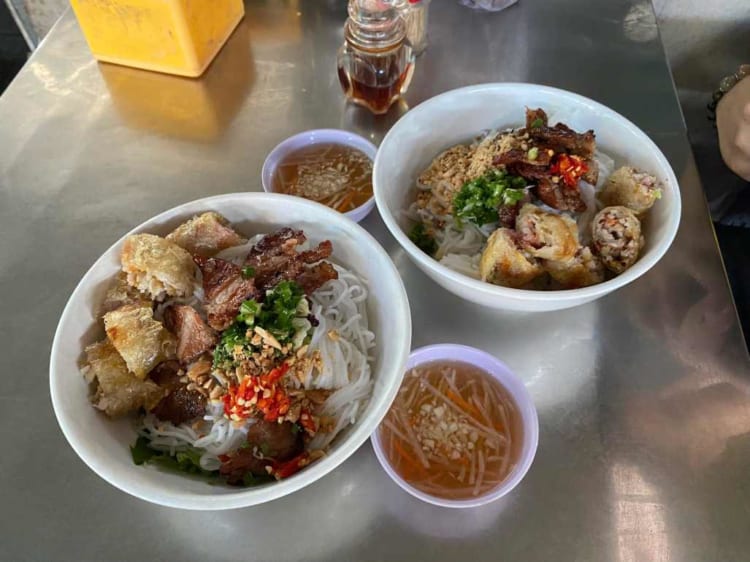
[373,83,682,311]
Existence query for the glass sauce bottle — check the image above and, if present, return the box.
[337,0,415,115]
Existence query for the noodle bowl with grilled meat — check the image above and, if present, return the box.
[406,107,662,290]
[81,212,375,486]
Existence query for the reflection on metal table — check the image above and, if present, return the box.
[1,1,749,561]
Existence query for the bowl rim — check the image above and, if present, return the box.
[49,192,412,510]
[370,343,539,509]
[373,82,682,302]
[261,128,378,221]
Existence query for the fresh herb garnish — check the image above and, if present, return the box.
[254,281,305,342]
[130,436,217,477]
[213,281,312,369]
[237,299,261,326]
[408,223,437,256]
[452,169,528,226]
[530,117,544,128]
[130,435,157,465]
[502,187,527,205]
[213,321,248,368]
[241,266,256,279]
[131,437,275,487]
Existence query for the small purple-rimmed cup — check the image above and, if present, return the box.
[371,343,539,509]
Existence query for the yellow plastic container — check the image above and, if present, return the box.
[70,0,245,77]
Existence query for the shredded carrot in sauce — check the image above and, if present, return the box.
[379,361,522,500]
[446,390,481,419]
[391,437,428,478]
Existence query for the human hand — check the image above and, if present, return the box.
[717,74,750,181]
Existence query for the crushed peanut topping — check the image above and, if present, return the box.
[412,400,478,460]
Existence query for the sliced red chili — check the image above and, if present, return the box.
[224,362,292,422]
[272,452,310,479]
[550,154,588,188]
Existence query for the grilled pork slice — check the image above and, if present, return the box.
[246,229,338,294]
[82,340,165,417]
[525,107,549,129]
[500,116,590,212]
[99,272,152,315]
[499,158,585,213]
[255,240,336,293]
[535,176,587,213]
[525,107,596,158]
[248,227,306,259]
[163,304,217,364]
[166,212,246,257]
[194,255,257,331]
[220,420,304,483]
[493,146,553,168]
[104,304,176,379]
[295,262,339,295]
[121,234,195,300]
[149,360,206,426]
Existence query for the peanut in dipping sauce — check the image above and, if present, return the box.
[271,143,373,213]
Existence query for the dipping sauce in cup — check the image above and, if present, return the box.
[272,143,372,213]
[381,360,523,499]
[372,344,538,508]
[262,129,378,222]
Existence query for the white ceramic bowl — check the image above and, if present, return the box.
[371,344,539,509]
[262,129,378,223]
[373,83,682,311]
[50,192,411,510]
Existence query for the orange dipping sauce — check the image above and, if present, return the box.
[378,360,523,500]
[271,143,373,213]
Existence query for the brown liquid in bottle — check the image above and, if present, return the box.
[337,0,414,115]
[337,64,412,115]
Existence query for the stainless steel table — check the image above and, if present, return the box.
[1,1,749,561]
